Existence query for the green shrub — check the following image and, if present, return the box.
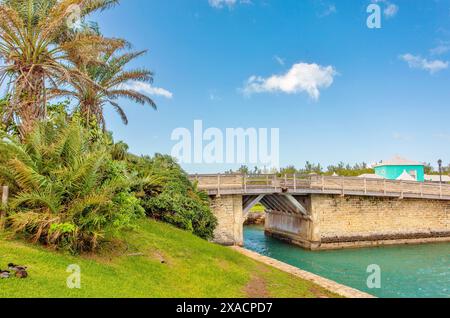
[0,117,143,253]
[129,154,217,240]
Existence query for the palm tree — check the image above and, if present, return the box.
[49,47,157,130]
[0,0,120,137]
[0,95,17,133]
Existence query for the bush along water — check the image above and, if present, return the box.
[128,154,217,240]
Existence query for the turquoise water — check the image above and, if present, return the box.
[244,226,450,298]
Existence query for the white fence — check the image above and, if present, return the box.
[191,174,450,200]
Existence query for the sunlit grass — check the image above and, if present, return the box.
[0,219,338,298]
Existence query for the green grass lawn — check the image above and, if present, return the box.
[0,219,338,298]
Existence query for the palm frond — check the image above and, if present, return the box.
[108,100,128,125]
[7,157,48,190]
[109,69,153,87]
[10,190,60,214]
[108,89,156,109]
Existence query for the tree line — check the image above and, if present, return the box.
[228,161,450,177]
[227,162,375,177]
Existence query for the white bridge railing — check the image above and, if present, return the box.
[190,174,450,199]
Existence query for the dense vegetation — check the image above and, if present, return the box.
[0,116,143,253]
[424,163,450,175]
[129,154,216,239]
[0,0,217,254]
[0,113,217,253]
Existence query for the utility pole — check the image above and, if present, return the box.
[438,159,443,184]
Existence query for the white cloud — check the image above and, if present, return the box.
[208,0,251,9]
[430,42,450,56]
[373,0,398,19]
[243,62,337,100]
[208,0,236,8]
[122,81,173,99]
[314,0,337,18]
[399,53,449,74]
[319,4,337,17]
[384,3,398,18]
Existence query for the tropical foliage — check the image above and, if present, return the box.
[0,116,144,253]
[128,154,217,240]
[0,106,216,251]
[49,45,157,130]
[0,0,125,137]
[0,0,216,253]
[0,96,17,133]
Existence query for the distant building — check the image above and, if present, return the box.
[373,156,425,182]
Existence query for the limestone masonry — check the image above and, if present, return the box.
[211,194,450,250]
[198,175,450,250]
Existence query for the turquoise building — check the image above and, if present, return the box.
[374,156,425,182]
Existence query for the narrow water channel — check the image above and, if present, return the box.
[244,226,450,298]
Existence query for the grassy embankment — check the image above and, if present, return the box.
[0,219,339,298]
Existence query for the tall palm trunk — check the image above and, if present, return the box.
[80,98,99,126]
[13,70,47,137]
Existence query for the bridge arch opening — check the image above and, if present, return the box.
[243,194,310,220]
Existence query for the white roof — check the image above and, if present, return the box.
[424,174,450,182]
[374,156,423,167]
[396,170,416,181]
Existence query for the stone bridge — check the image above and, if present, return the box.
[191,174,450,250]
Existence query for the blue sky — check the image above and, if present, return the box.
[91,0,450,173]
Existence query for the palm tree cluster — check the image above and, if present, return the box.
[0,0,156,137]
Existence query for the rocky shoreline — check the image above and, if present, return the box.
[244,212,266,226]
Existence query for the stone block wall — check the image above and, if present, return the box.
[311,194,450,248]
[210,195,243,246]
[210,193,450,250]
